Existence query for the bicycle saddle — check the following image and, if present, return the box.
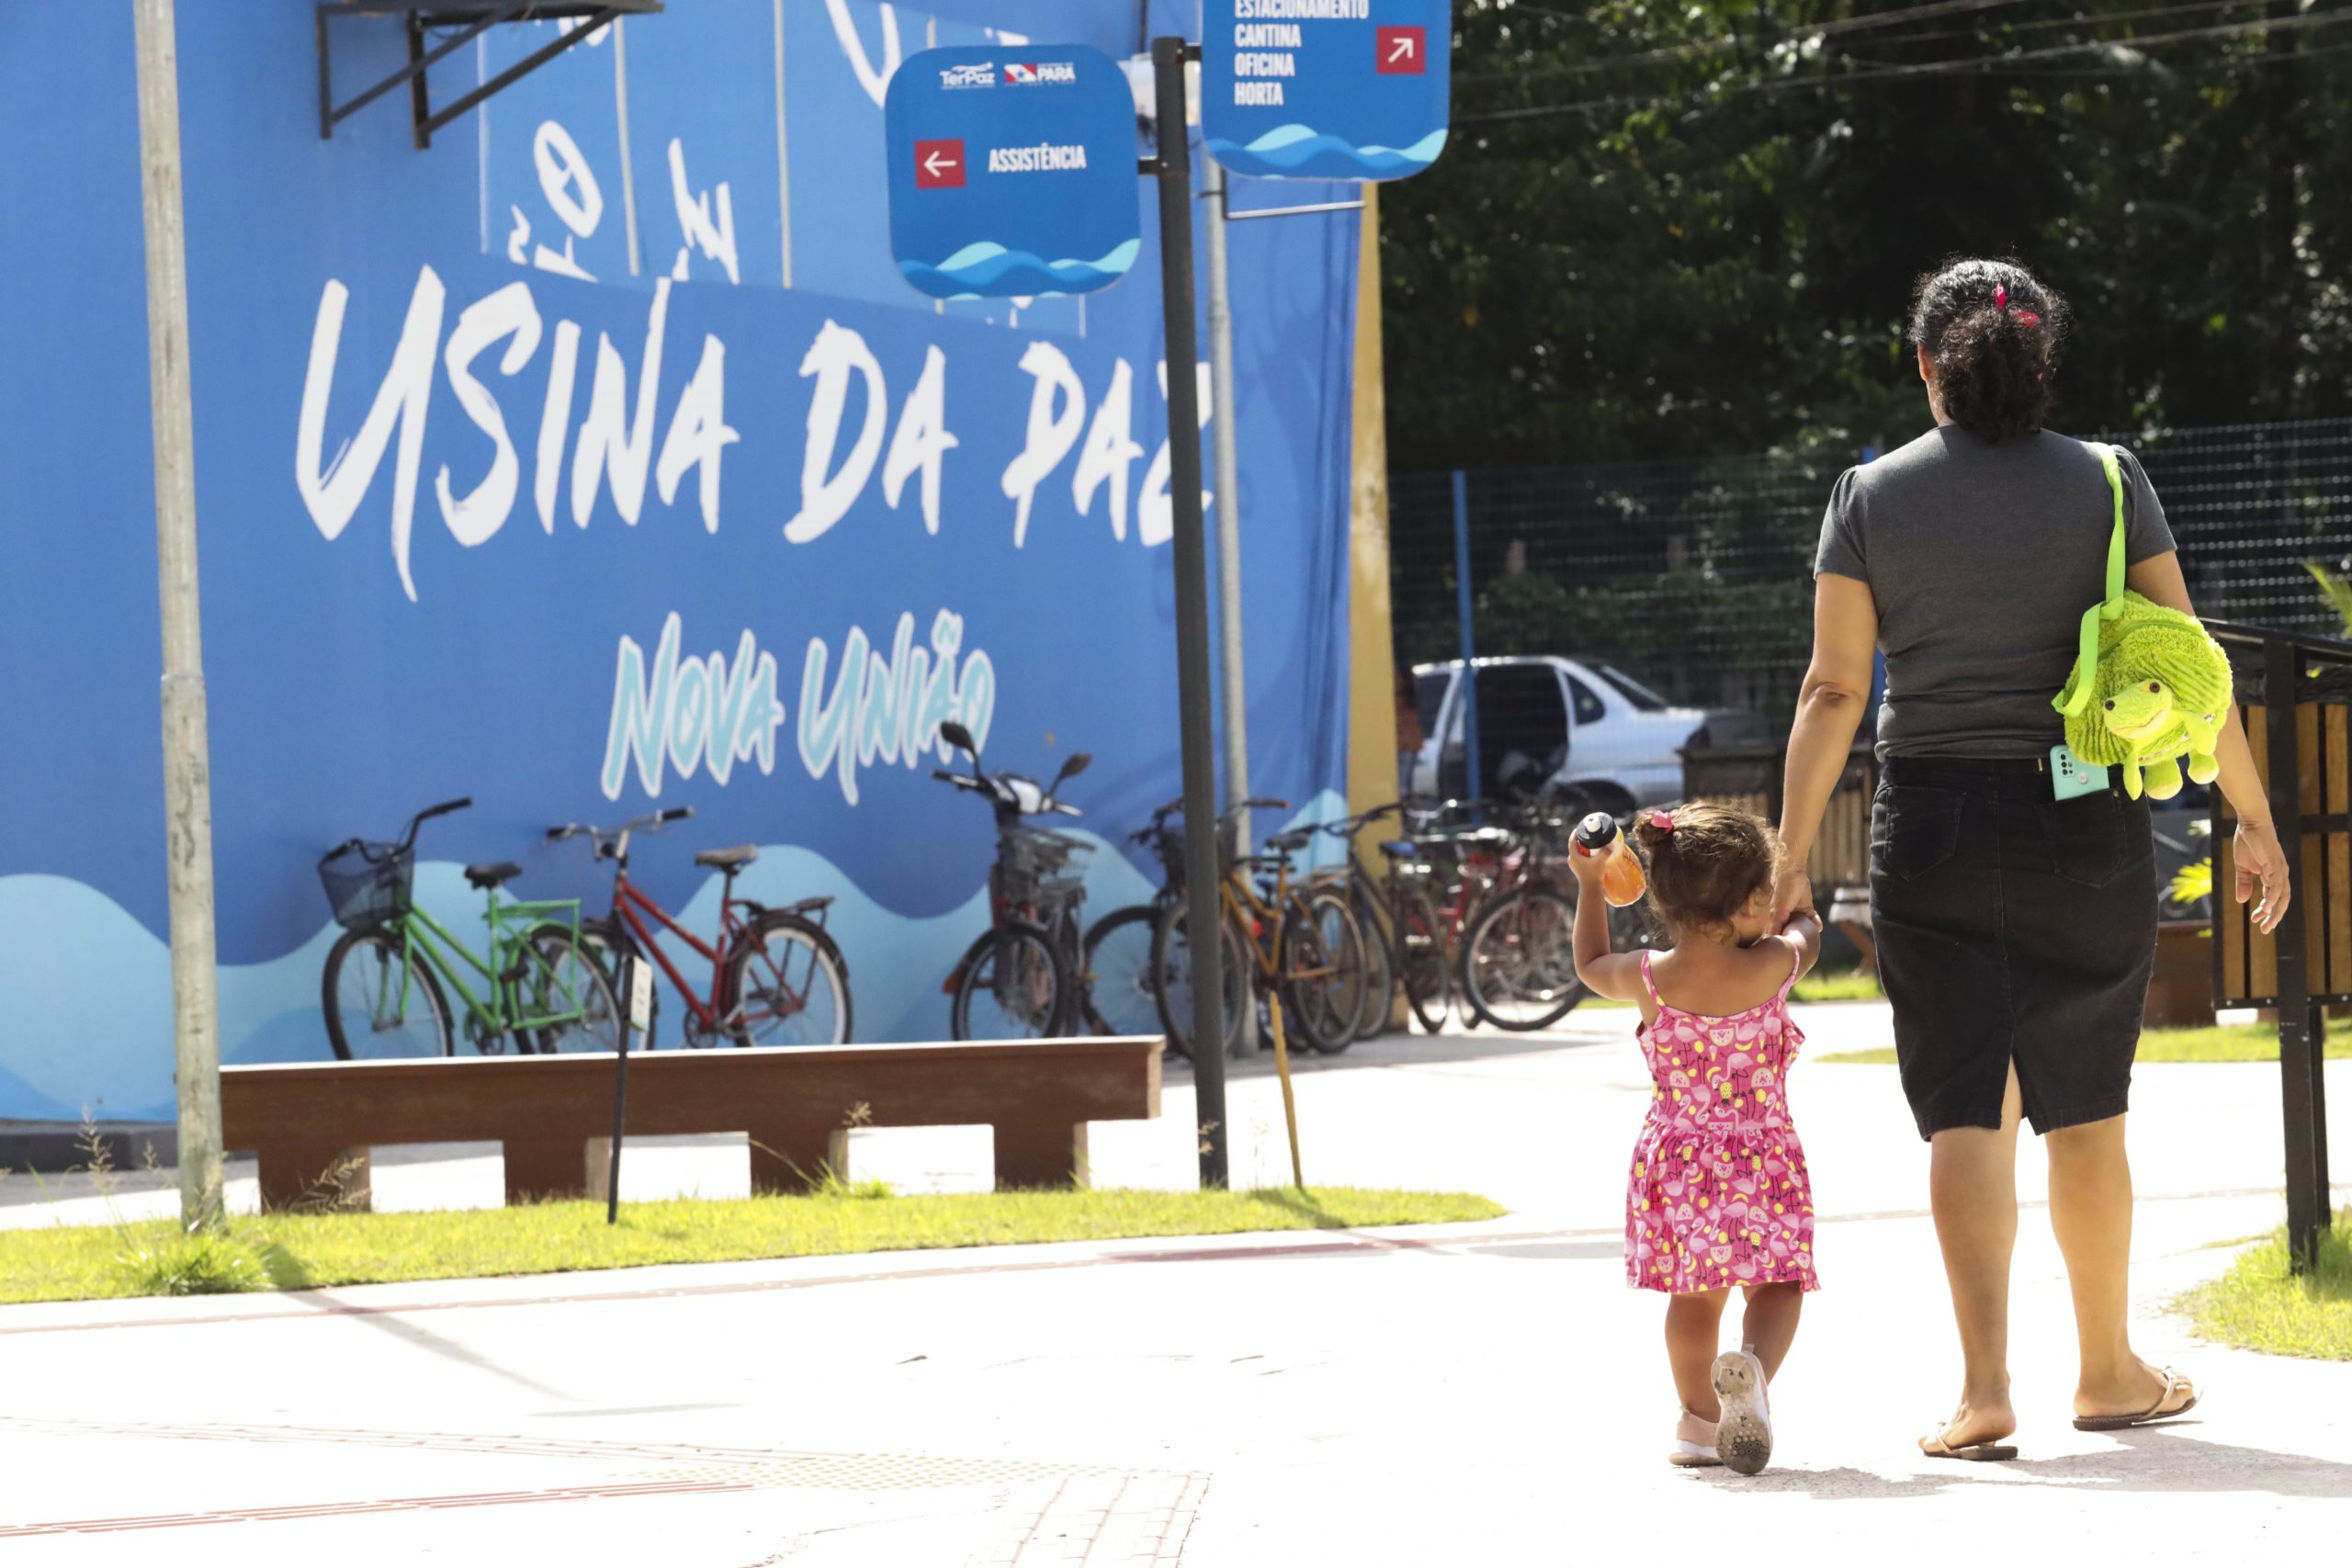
[464,861,522,891]
[1264,828,1314,852]
[694,844,759,871]
[1377,839,1419,859]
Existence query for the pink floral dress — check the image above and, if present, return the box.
[1625,946,1818,1295]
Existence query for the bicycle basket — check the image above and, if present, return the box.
[317,839,413,929]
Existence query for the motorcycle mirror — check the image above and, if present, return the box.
[1049,751,1092,789]
[939,721,977,757]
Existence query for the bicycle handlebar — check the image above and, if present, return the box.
[399,796,472,851]
[544,806,695,859]
[1321,802,1403,838]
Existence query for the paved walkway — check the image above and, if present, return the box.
[1,1002,2346,1562]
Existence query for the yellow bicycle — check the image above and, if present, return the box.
[1149,806,1367,1058]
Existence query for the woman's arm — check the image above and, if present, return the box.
[2125,551,2292,933]
[1773,573,1881,927]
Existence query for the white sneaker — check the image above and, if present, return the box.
[1668,1409,1722,1467]
[1712,1350,1772,1475]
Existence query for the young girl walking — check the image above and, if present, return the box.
[1569,803,1823,1475]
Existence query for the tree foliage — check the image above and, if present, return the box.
[1384,0,2352,469]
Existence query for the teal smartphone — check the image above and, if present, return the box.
[2052,744,2109,801]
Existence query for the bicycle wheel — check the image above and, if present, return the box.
[1081,905,1161,1037]
[1347,884,1396,1043]
[725,912,854,1046]
[1394,883,1450,1033]
[950,922,1064,1040]
[525,923,624,1053]
[322,926,452,1060]
[1148,899,1250,1059]
[1283,891,1366,1053]
[1459,887,1587,1032]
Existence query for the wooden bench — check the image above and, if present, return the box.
[220,1037,1161,1211]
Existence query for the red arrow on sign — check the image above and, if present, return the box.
[914,138,966,188]
[1376,26,1426,74]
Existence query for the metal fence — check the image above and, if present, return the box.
[1388,419,2352,766]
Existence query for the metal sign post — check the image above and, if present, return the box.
[1147,37,1232,1190]
[1202,156,1254,858]
[131,0,225,1230]
[883,36,1231,1188]
[605,953,653,1225]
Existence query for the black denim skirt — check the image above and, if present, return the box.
[1871,755,2156,1140]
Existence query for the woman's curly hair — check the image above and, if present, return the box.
[1909,257,2069,443]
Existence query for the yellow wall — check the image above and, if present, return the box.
[1348,187,1400,863]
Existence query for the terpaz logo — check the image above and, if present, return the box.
[1002,62,1078,85]
[938,62,995,89]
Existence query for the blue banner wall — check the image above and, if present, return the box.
[0,1,1358,1121]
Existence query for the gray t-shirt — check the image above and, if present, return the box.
[1815,426,2177,759]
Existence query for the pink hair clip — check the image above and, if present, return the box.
[2015,310,2042,327]
[1648,810,1675,832]
[1996,284,2008,310]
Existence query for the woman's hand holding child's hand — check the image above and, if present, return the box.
[1770,866,1815,934]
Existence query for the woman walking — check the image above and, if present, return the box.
[1772,257,2292,1460]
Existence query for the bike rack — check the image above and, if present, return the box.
[316,2,663,150]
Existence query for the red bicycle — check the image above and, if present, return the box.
[546,808,854,1048]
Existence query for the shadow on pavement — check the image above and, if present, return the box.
[1166,1021,1619,1080]
[296,1288,577,1403]
[1718,1425,2352,1500]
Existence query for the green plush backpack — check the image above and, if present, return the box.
[2051,444,2233,801]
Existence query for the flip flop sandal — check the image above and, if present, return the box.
[1919,1431,2019,1462]
[1712,1350,1772,1475]
[2073,1367,2199,1432]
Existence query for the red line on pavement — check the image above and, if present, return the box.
[0,1479,755,1538]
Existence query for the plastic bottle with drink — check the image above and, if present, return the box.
[1572,811,1648,908]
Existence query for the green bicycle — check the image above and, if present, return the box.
[317,797,620,1059]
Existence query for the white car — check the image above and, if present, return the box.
[1407,657,1763,814]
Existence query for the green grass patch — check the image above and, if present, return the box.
[2133,1023,2352,1063]
[1792,967,1885,1004]
[2180,1210,2352,1361]
[1820,1021,2352,1066]
[0,1186,1504,1306]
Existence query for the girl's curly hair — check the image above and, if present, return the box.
[1909,257,2068,444]
[1628,802,1781,934]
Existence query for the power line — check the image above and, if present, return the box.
[1794,0,2259,57]
[1455,6,2352,126]
[1459,0,2033,85]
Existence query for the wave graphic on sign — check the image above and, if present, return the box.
[898,239,1143,299]
[0,795,1350,1119]
[1206,124,1449,181]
